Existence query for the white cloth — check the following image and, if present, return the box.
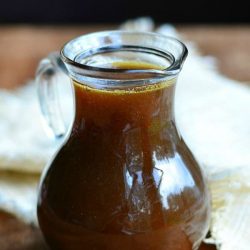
[0,73,73,174]
[0,83,56,173]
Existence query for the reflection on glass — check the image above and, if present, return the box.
[153,152,195,209]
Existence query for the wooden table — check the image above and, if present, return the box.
[1,24,250,250]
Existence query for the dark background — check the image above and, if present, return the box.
[0,0,249,24]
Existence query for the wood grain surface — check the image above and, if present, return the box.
[0,24,250,90]
[1,24,250,250]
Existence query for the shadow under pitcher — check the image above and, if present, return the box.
[36,31,211,250]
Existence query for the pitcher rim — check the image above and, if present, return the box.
[60,30,188,85]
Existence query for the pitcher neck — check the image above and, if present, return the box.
[73,79,176,131]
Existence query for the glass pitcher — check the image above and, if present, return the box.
[36,31,210,250]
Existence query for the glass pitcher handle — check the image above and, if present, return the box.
[36,52,68,139]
